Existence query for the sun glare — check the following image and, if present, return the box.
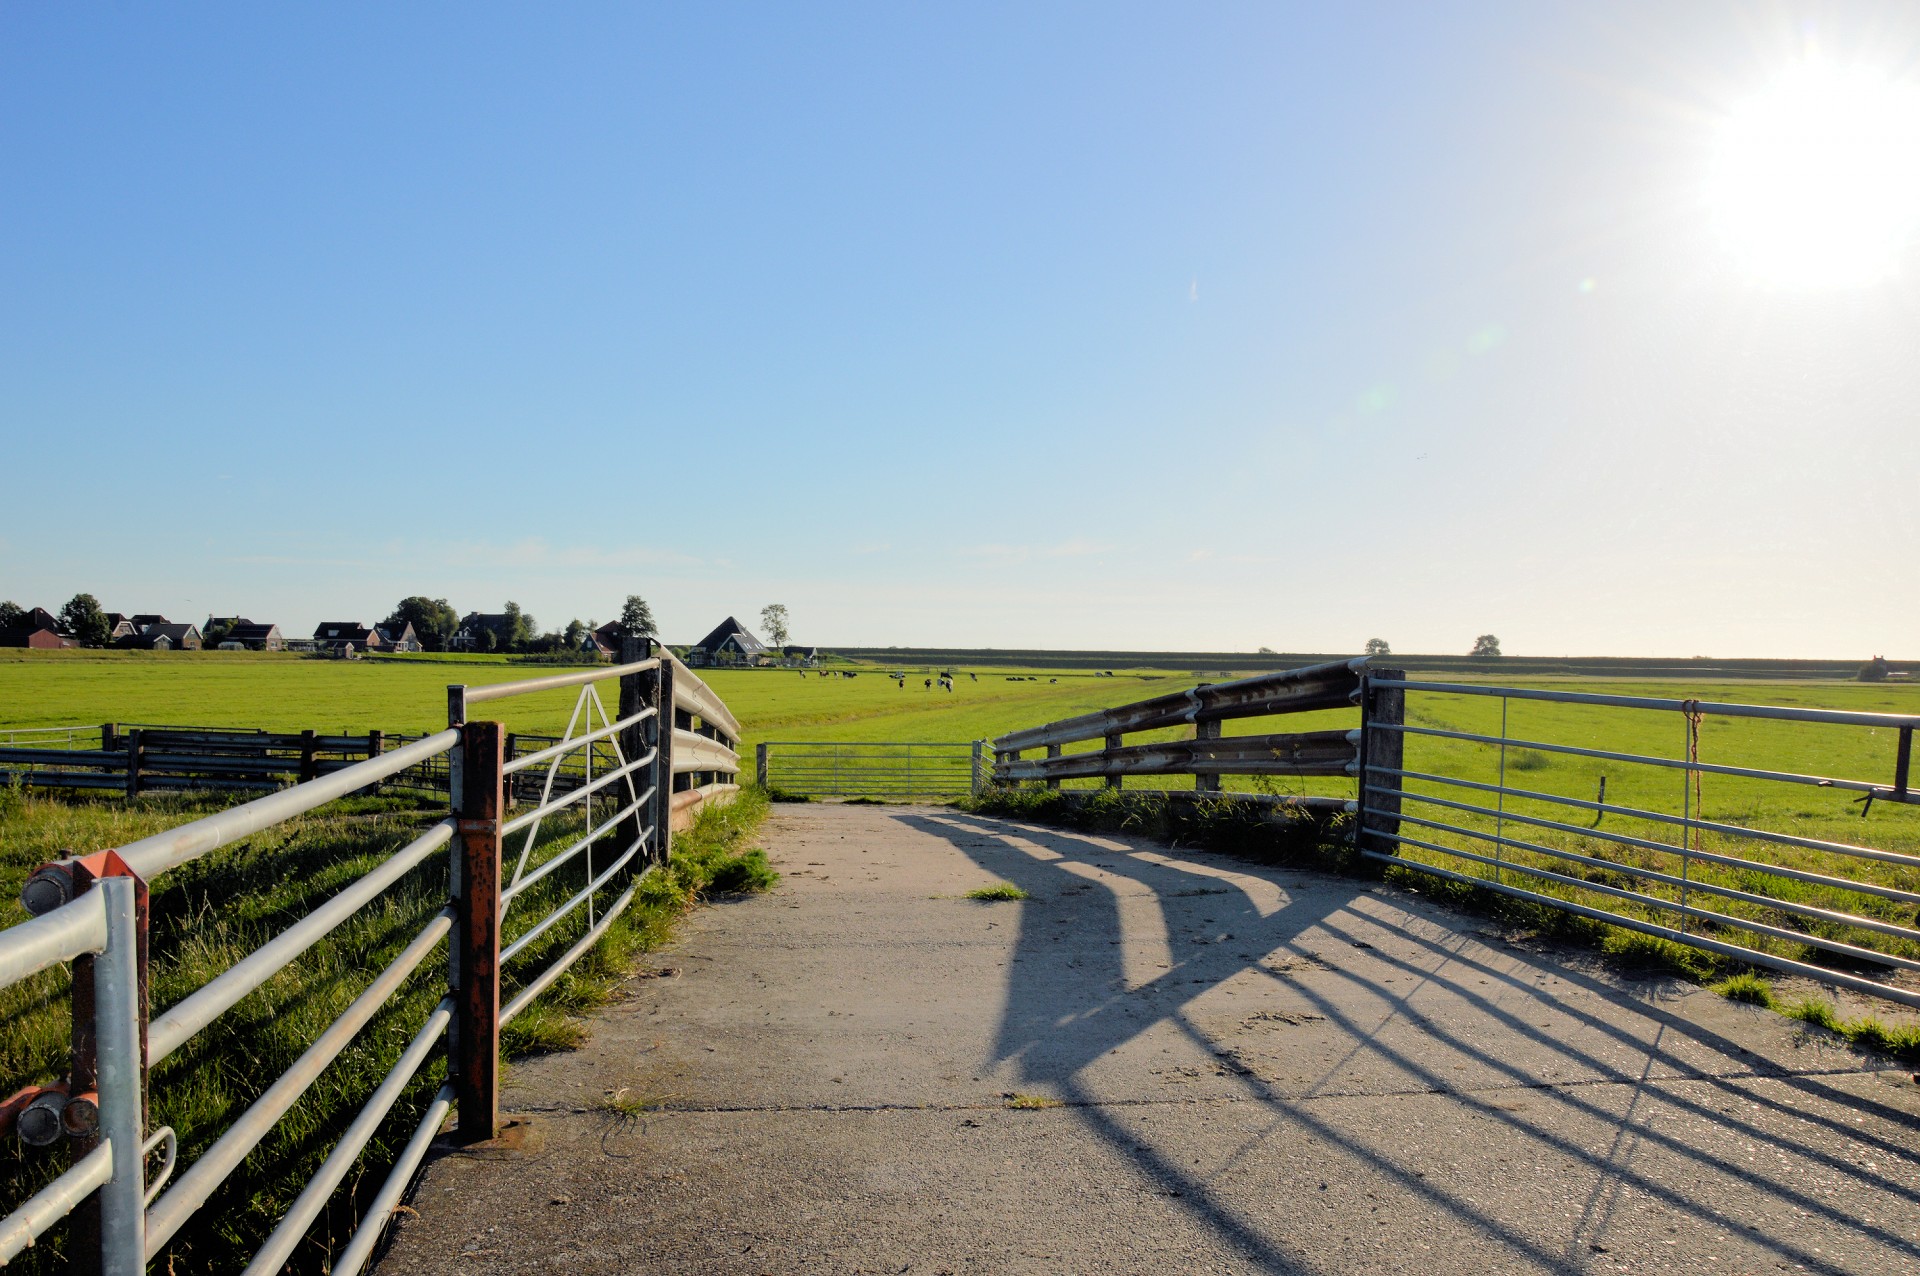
[1707,61,1920,287]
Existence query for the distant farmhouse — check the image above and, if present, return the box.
[376,621,421,652]
[313,621,383,654]
[120,622,203,652]
[0,607,77,649]
[204,617,286,651]
[685,616,769,667]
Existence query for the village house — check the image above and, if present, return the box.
[0,607,77,649]
[450,613,508,651]
[117,623,203,651]
[376,621,421,652]
[312,621,383,653]
[204,618,285,651]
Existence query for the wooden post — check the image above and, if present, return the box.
[970,740,985,795]
[101,723,118,752]
[123,730,141,799]
[1104,733,1123,790]
[1358,668,1405,856]
[1045,743,1062,790]
[359,729,384,797]
[645,658,675,863]
[452,719,503,1144]
[299,729,318,784]
[756,743,770,788]
[1195,719,1222,793]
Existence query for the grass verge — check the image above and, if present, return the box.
[1708,972,1920,1062]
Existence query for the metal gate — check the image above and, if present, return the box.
[756,741,985,800]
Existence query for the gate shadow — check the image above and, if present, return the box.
[895,810,1920,1276]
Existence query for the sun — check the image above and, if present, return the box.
[1706,61,1920,287]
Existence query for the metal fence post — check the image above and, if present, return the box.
[93,873,146,1276]
[1358,667,1405,856]
[452,719,502,1144]
[62,852,149,1276]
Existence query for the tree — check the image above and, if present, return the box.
[384,596,460,650]
[0,601,25,632]
[60,594,111,648]
[760,603,791,648]
[1257,646,1276,655]
[618,595,657,638]
[562,618,587,651]
[1365,638,1391,656]
[1471,634,1502,658]
[500,602,538,652]
[201,618,236,647]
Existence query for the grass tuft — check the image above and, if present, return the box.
[966,881,1030,901]
[1004,1092,1061,1109]
[1710,971,1775,1006]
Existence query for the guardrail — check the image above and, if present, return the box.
[990,658,1378,811]
[755,741,986,799]
[0,641,740,1273]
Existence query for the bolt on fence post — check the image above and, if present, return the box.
[452,719,503,1144]
[1358,668,1405,856]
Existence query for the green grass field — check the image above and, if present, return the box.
[7,647,1920,982]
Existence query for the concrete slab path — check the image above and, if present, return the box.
[376,803,1920,1275]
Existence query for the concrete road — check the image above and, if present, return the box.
[375,803,1920,1275]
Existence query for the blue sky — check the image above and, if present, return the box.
[4,3,1918,656]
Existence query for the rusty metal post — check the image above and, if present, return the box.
[1358,668,1405,856]
[451,719,503,1144]
[1104,733,1123,790]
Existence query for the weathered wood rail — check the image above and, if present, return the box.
[993,658,1401,810]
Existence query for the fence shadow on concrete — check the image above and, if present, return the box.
[899,811,1920,1276]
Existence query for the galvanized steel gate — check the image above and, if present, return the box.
[755,740,986,800]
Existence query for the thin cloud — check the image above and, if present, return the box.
[959,538,1114,562]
